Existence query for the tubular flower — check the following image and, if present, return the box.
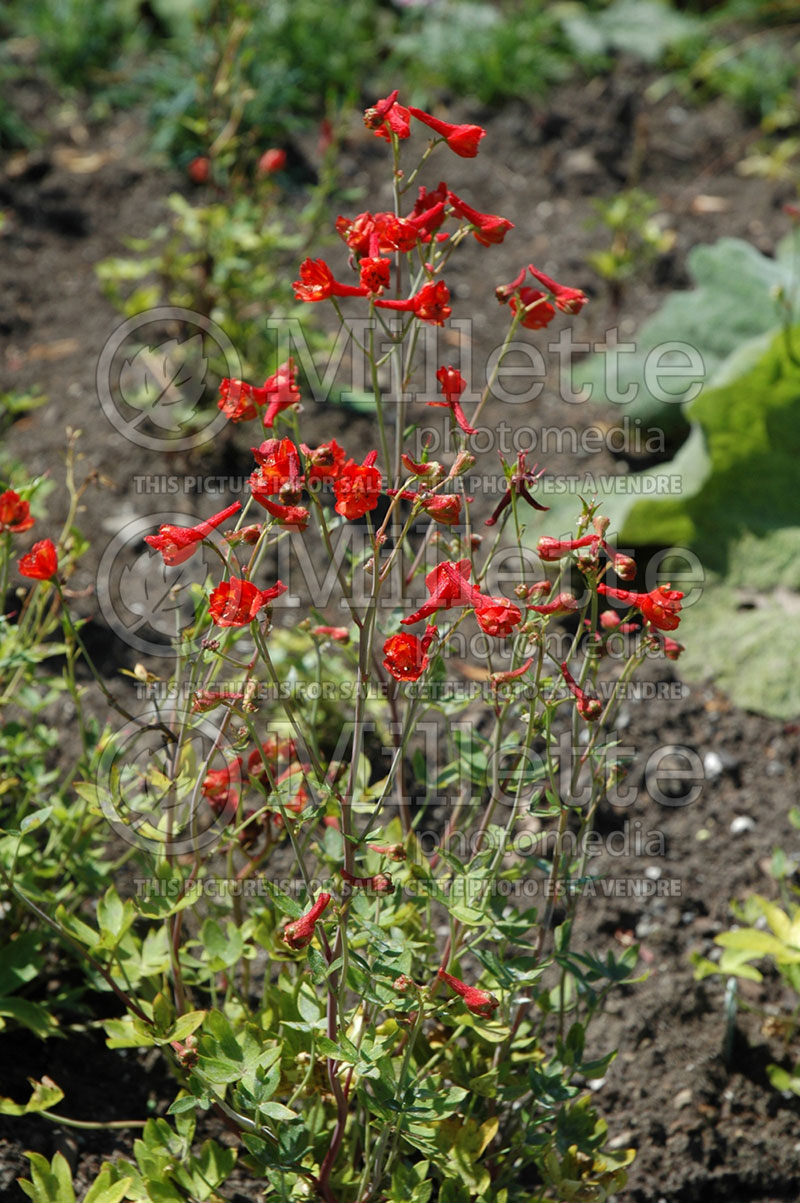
[485,454,549,526]
[490,657,535,689]
[302,439,346,483]
[401,454,445,483]
[252,495,310,531]
[247,736,297,786]
[368,843,407,861]
[293,257,371,303]
[422,494,463,525]
[359,256,391,293]
[262,358,302,429]
[218,378,261,422]
[282,893,332,950]
[660,635,685,660]
[144,501,242,566]
[0,490,34,534]
[334,451,382,520]
[437,967,499,1018]
[18,539,58,581]
[341,869,394,893]
[511,287,556,330]
[374,280,452,326]
[311,625,350,642]
[495,265,527,303]
[536,534,599,562]
[202,757,242,817]
[527,592,580,617]
[474,596,522,637]
[191,689,244,713]
[208,577,287,627]
[401,559,482,625]
[383,625,437,681]
[429,365,475,434]
[527,263,588,315]
[447,190,514,246]
[408,107,486,158]
[336,212,420,256]
[364,90,411,142]
[597,582,684,631]
[257,148,287,175]
[560,661,603,722]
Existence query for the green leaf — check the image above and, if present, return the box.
[0,1077,64,1115]
[83,1170,134,1203]
[20,806,53,834]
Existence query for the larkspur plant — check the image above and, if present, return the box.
[1,94,692,1202]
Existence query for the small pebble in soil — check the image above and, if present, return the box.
[730,815,755,835]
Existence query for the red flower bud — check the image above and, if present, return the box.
[282,893,332,949]
[437,967,499,1017]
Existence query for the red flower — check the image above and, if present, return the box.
[218,378,261,423]
[383,625,437,681]
[401,454,445,483]
[257,148,286,176]
[262,358,302,429]
[359,256,391,293]
[597,582,684,631]
[474,596,522,638]
[428,365,475,434]
[401,559,482,625]
[408,108,486,158]
[341,869,394,893]
[202,757,242,817]
[311,625,350,642]
[293,258,371,303]
[247,736,297,786]
[334,451,382,520]
[485,454,549,526]
[422,494,462,525]
[191,689,244,713]
[560,661,603,722]
[527,263,588,315]
[527,592,580,617]
[144,501,242,566]
[18,539,58,581]
[374,280,452,326]
[188,156,210,183]
[364,90,411,142]
[282,893,332,950]
[253,495,309,531]
[447,190,514,246]
[661,635,685,660]
[250,437,303,497]
[0,489,34,534]
[437,967,499,1017]
[537,534,598,562]
[302,439,346,483]
[490,657,535,689]
[208,577,287,627]
[511,287,556,330]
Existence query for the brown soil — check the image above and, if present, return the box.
[1,62,799,1203]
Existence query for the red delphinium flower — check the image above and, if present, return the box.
[527,263,588,315]
[191,689,244,713]
[447,190,514,246]
[408,107,486,158]
[262,359,302,429]
[597,582,683,631]
[364,90,411,142]
[0,490,34,534]
[401,559,482,625]
[474,596,522,637]
[251,438,303,494]
[560,661,603,721]
[660,635,685,660]
[18,539,58,581]
[272,762,310,819]
[302,438,346,483]
[527,592,580,617]
[341,868,394,893]
[334,451,382,520]
[368,843,407,860]
[383,624,437,681]
[282,893,332,949]
[359,255,391,293]
[218,378,261,422]
[336,212,420,256]
[312,624,350,642]
[202,757,242,818]
[293,258,371,303]
[412,181,448,221]
[437,967,499,1017]
[144,501,241,566]
[208,577,286,627]
[429,365,475,434]
[408,200,448,242]
[188,156,210,184]
[388,487,463,526]
[252,495,310,531]
[485,454,549,526]
[401,454,445,483]
[511,287,556,330]
[495,265,527,303]
[374,280,452,326]
[257,148,287,175]
[490,657,535,689]
[536,534,599,562]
